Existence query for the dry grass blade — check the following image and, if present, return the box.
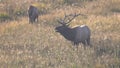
[0,0,120,68]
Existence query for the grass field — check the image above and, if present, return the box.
[0,0,120,68]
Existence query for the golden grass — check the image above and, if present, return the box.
[0,17,28,36]
[0,0,120,68]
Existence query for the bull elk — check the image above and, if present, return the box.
[55,13,91,46]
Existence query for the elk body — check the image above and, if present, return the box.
[55,13,91,46]
[28,5,39,23]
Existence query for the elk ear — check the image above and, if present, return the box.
[66,23,70,27]
[57,18,63,24]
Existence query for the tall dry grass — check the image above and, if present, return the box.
[0,0,120,68]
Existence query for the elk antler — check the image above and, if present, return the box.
[65,13,81,24]
[57,13,68,25]
[57,13,86,25]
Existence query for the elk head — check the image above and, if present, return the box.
[55,13,83,41]
[55,13,82,32]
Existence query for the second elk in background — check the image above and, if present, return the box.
[28,5,39,23]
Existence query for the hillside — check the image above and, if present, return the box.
[0,0,120,68]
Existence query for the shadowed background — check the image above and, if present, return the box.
[0,0,120,68]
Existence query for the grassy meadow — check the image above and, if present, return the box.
[0,0,120,68]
